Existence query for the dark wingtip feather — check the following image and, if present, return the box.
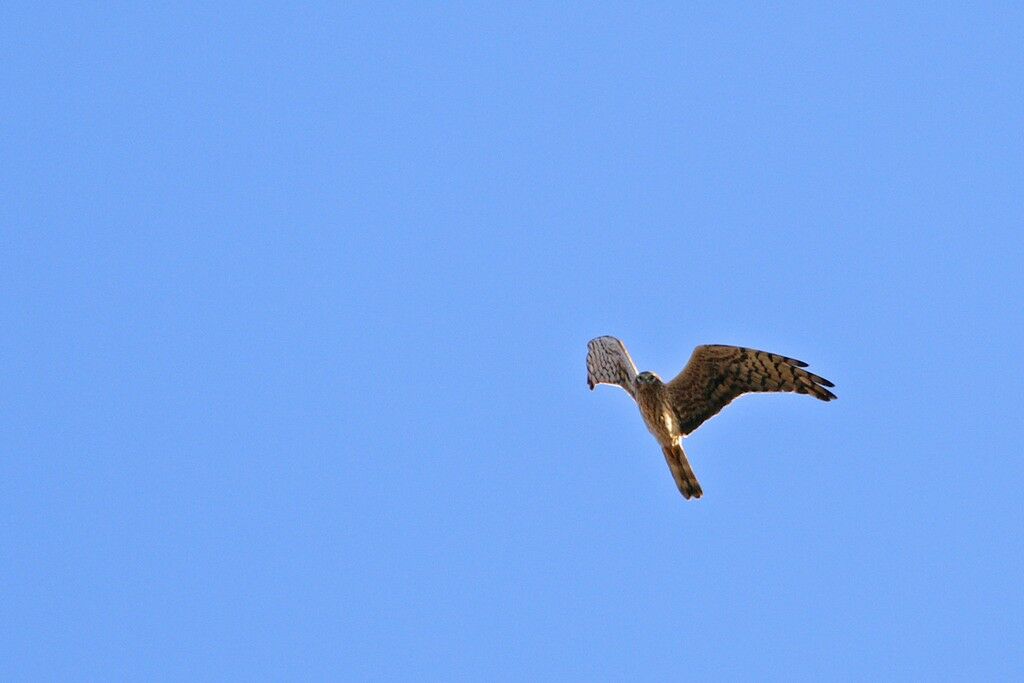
[805,371,835,388]
[814,385,837,401]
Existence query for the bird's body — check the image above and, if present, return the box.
[634,372,678,447]
[586,336,836,500]
[633,371,705,499]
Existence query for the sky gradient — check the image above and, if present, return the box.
[3,3,1023,680]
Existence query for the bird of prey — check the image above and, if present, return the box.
[586,336,835,500]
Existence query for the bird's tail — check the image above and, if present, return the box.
[662,443,703,500]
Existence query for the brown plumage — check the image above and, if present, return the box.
[662,443,703,500]
[586,336,836,500]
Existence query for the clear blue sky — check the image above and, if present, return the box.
[3,3,1023,680]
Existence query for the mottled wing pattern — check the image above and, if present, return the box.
[586,336,638,398]
[667,345,836,435]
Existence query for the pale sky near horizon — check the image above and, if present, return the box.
[3,3,1023,680]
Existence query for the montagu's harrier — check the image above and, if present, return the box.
[586,336,835,500]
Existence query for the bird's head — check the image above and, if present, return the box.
[636,371,662,386]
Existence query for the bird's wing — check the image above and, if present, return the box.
[667,345,835,435]
[586,336,638,399]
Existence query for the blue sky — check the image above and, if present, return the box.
[3,3,1023,680]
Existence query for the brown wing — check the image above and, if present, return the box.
[667,345,836,435]
[586,336,638,399]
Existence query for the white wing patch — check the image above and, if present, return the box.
[586,336,639,399]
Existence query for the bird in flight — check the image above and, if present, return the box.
[586,336,835,500]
